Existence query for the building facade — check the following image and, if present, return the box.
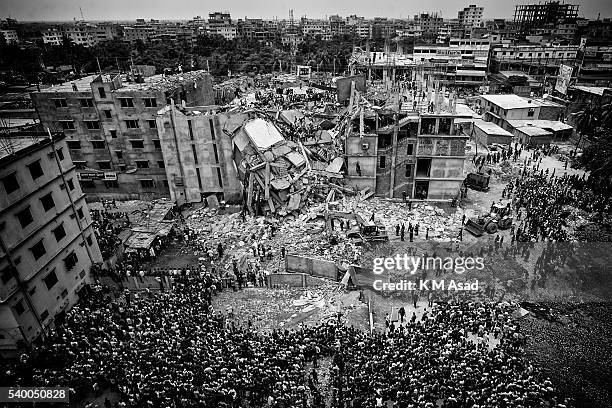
[31,71,215,200]
[458,5,484,28]
[0,134,102,354]
[0,29,18,44]
[156,105,243,205]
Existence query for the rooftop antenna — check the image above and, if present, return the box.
[80,6,84,21]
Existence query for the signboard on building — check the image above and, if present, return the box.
[77,171,117,181]
[555,64,573,95]
[436,49,461,57]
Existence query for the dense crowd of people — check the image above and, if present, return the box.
[510,160,612,242]
[2,269,570,408]
[91,209,129,260]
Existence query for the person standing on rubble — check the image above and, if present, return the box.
[216,243,224,259]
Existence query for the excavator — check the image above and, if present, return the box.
[464,201,513,237]
[324,211,389,245]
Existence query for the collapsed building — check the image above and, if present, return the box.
[223,113,325,215]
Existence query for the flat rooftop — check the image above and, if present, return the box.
[481,94,561,110]
[35,70,211,94]
[474,119,513,136]
[0,136,49,161]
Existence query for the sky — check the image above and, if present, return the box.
[1,0,611,22]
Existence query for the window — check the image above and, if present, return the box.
[2,173,19,194]
[407,144,414,155]
[67,178,75,191]
[213,144,219,163]
[140,179,154,188]
[85,120,100,130]
[115,150,123,159]
[53,98,68,108]
[73,161,86,170]
[60,120,75,130]
[209,118,216,140]
[405,164,413,177]
[104,180,118,188]
[64,252,78,271]
[77,207,84,219]
[163,179,169,188]
[27,161,44,180]
[110,129,117,138]
[379,155,386,168]
[40,192,55,211]
[192,145,199,164]
[188,120,194,140]
[98,161,111,170]
[14,300,25,315]
[216,168,223,188]
[52,223,66,242]
[1,266,16,284]
[80,98,94,107]
[56,147,64,161]
[125,120,139,129]
[153,139,161,149]
[528,108,535,117]
[86,235,93,246]
[144,98,157,107]
[136,160,149,169]
[158,160,165,168]
[130,140,144,148]
[31,240,46,261]
[43,270,58,289]
[147,120,157,129]
[119,165,126,171]
[91,140,106,149]
[67,140,81,149]
[119,98,134,107]
[104,109,112,118]
[196,168,203,189]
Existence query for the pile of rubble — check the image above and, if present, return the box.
[337,197,472,242]
[212,284,366,332]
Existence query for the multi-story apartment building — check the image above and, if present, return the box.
[0,134,102,354]
[62,24,99,47]
[489,44,579,80]
[30,71,215,200]
[458,5,484,28]
[414,13,444,38]
[344,111,468,200]
[0,29,18,44]
[302,19,330,38]
[42,28,63,46]
[41,23,119,47]
[437,19,463,43]
[156,105,243,205]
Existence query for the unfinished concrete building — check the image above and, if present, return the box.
[513,2,579,35]
[30,71,215,201]
[155,105,242,205]
[344,106,469,201]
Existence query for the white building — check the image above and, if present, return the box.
[0,29,18,44]
[42,28,63,46]
[458,5,484,28]
[0,134,102,355]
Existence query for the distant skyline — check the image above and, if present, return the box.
[1,0,611,22]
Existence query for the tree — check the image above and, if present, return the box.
[575,103,612,180]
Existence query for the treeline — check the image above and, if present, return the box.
[0,34,390,83]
